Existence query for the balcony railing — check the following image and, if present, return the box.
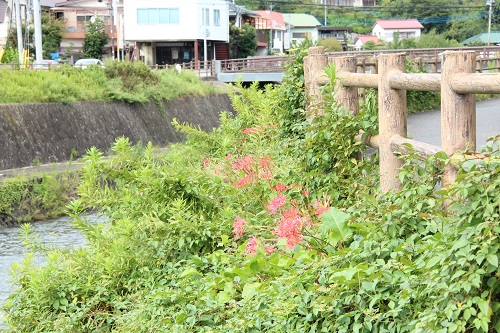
[64,20,115,35]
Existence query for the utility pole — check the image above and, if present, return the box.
[33,0,43,62]
[14,0,23,64]
[269,2,274,54]
[487,0,495,46]
[324,0,327,26]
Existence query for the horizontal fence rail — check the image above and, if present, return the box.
[1,46,499,79]
[304,46,500,194]
[220,56,288,74]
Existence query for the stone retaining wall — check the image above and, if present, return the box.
[0,94,233,170]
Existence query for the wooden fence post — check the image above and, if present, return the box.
[476,56,482,73]
[441,51,476,187]
[378,53,407,193]
[303,46,328,116]
[332,56,359,115]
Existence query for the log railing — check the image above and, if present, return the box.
[304,46,500,193]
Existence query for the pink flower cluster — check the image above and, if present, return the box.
[211,151,333,255]
[267,193,286,214]
[233,216,248,239]
[228,155,275,189]
[245,235,277,255]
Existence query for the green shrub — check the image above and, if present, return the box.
[0,62,222,104]
[3,44,500,333]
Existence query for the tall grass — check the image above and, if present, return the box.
[0,61,223,104]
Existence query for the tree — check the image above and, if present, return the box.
[380,0,488,33]
[415,29,461,48]
[363,40,377,50]
[82,18,108,59]
[317,38,343,52]
[5,13,64,60]
[234,0,319,15]
[41,13,64,59]
[229,23,257,59]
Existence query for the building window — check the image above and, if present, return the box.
[77,15,93,22]
[137,8,179,25]
[214,9,220,26]
[292,32,305,39]
[202,8,210,26]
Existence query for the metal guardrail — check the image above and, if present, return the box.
[220,56,288,74]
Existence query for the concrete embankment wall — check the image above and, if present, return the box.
[0,94,233,170]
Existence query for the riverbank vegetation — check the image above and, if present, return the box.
[0,61,221,104]
[3,46,500,332]
[0,170,79,226]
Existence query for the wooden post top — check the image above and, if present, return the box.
[308,46,325,56]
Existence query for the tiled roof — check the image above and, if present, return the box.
[0,0,8,24]
[283,13,321,28]
[374,19,423,29]
[254,10,286,30]
[357,35,382,45]
[462,31,500,45]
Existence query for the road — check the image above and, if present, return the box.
[408,97,500,151]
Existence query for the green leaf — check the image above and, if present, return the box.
[242,282,261,301]
[179,267,202,279]
[486,254,498,268]
[477,299,490,317]
[320,208,352,243]
[217,291,232,303]
[426,256,441,269]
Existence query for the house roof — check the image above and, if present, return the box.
[229,3,258,18]
[283,13,321,28]
[462,31,500,45]
[41,0,60,7]
[318,26,352,32]
[0,0,8,24]
[356,35,382,45]
[374,19,423,29]
[254,10,286,31]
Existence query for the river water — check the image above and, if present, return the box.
[0,214,104,330]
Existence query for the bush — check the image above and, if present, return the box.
[3,44,500,333]
[0,62,221,104]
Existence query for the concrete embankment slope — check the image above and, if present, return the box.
[0,94,233,170]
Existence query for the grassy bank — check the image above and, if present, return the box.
[0,61,222,104]
[0,170,79,226]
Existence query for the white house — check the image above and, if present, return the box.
[0,0,10,49]
[123,0,229,66]
[372,19,423,42]
[283,13,321,48]
[353,35,381,50]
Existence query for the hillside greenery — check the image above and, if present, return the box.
[0,61,221,104]
[236,0,500,46]
[3,45,500,332]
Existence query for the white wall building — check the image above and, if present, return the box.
[124,0,230,66]
[372,19,423,42]
[283,13,321,48]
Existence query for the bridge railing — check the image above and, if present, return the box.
[220,55,287,73]
[304,46,500,193]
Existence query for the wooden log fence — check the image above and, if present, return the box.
[348,55,500,74]
[304,46,500,193]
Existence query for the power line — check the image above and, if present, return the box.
[236,0,487,11]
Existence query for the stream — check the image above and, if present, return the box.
[0,214,104,330]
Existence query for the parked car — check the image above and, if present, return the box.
[74,59,104,69]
